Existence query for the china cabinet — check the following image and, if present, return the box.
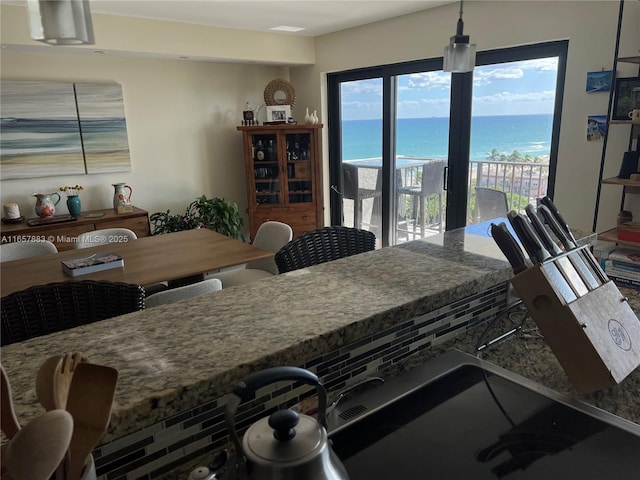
[237,124,324,239]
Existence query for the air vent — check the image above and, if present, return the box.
[339,404,367,421]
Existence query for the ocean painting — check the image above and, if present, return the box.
[75,83,131,174]
[0,81,86,179]
[0,81,131,180]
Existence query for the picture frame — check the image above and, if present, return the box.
[612,76,640,120]
[266,105,291,123]
[585,70,612,93]
[586,115,607,142]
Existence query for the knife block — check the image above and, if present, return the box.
[510,259,640,394]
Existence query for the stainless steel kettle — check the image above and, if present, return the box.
[225,366,350,480]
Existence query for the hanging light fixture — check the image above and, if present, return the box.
[443,0,476,73]
[27,0,94,45]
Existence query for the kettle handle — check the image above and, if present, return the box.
[225,367,328,465]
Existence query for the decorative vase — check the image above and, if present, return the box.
[112,183,133,209]
[312,110,319,124]
[66,195,82,216]
[305,107,312,124]
[33,192,61,218]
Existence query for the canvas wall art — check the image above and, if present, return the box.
[0,81,86,179]
[0,81,131,180]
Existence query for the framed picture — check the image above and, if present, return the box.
[266,105,291,123]
[586,70,613,93]
[612,77,640,120]
[586,115,607,141]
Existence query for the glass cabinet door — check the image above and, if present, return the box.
[285,132,313,204]
[252,133,280,205]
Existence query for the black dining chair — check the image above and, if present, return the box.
[397,160,446,237]
[1,280,145,346]
[475,187,509,223]
[275,226,376,274]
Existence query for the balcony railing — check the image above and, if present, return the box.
[343,156,550,241]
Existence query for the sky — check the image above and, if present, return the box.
[340,57,560,120]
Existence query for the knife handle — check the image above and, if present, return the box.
[540,196,576,243]
[538,204,576,250]
[525,204,563,256]
[507,211,552,264]
[490,222,531,274]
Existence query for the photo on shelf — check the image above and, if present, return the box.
[586,70,613,93]
[612,76,640,120]
[587,115,607,141]
[266,105,291,123]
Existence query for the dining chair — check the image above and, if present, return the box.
[145,278,222,308]
[342,163,382,230]
[1,280,145,346]
[75,228,138,249]
[0,240,58,262]
[396,160,446,237]
[210,221,293,287]
[475,187,509,223]
[275,226,376,274]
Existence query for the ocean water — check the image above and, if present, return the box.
[342,114,553,161]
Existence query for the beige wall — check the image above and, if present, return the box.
[0,49,289,230]
[1,1,639,235]
[291,0,640,232]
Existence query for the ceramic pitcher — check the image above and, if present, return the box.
[112,183,133,209]
[33,192,61,218]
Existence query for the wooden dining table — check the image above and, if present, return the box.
[0,228,273,297]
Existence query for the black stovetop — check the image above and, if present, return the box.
[328,350,640,479]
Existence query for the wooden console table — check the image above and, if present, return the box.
[0,206,150,251]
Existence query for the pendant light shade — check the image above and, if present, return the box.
[443,0,476,73]
[27,0,94,45]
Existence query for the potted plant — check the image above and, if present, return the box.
[150,195,244,240]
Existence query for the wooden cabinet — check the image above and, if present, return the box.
[237,124,324,239]
[1,206,150,251]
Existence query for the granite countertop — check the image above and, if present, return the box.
[4,223,632,449]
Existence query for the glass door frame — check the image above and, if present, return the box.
[328,41,568,247]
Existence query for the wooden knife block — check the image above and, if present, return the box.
[510,264,640,394]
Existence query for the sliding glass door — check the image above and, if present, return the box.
[328,41,567,247]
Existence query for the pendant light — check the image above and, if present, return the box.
[27,0,94,45]
[443,0,476,73]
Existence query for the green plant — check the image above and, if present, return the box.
[150,195,244,240]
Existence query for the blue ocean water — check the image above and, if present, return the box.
[342,114,553,161]
[0,117,129,155]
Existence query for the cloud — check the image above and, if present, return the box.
[341,81,382,96]
[473,90,557,105]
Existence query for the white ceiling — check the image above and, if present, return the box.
[12,0,453,37]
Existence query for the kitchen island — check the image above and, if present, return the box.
[2,222,637,480]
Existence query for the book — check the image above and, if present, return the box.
[61,252,124,277]
[609,246,640,268]
[604,260,640,282]
[608,275,640,291]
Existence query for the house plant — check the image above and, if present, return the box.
[150,195,244,240]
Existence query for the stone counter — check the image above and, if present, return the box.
[4,223,629,480]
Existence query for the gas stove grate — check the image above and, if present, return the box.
[339,404,367,421]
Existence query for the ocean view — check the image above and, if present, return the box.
[342,114,553,161]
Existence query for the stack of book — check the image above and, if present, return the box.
[604,246,640,290]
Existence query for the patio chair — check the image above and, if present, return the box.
[145,278,222,308]
[209,221,293,288]
[397,160,446,237]
[1,280,145,346]
[342,163,382,230]
[0,240,58,262]
[275,225,376,274]
[475,187,509,223]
